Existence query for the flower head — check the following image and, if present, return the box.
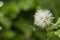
[0,1,4,7]
[34,9,54,28]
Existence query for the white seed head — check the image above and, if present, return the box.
[34,9,54,28]
[0,1,4,7]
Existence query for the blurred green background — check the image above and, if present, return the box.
[0,0,60,40]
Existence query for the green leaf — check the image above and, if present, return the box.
[54,30,60,38]
[2,30,16,39]
[47,17,60,31]
[0,12,11,29]
[55,17,60,26]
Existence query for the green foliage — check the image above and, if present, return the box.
[0,0,60,40]
[54,30,60,38]
[2,30,16,39]
[19,0,37,10]
[15,17,33,36]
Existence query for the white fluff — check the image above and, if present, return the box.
[34,9,54,28]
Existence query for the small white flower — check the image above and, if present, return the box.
[0,1,4,7]
[34,9,54,28]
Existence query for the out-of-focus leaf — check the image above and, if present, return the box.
[54,30,60,38]
[55,17,60,26]
[1,2,20,19]
[47,17,60,31]
[1,4,8,14]
[15,17,33,37]
[2,30,16,39]
[0,17,11,29]
[0,15,11,29]
[6,2,20,19]
[50,35,60,40]
[19,0,37,10]
[35,30,47,40]
[0,12,11,29]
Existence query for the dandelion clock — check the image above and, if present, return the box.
[34,9,54,28]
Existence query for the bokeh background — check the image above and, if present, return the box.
[0,0,60,40]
